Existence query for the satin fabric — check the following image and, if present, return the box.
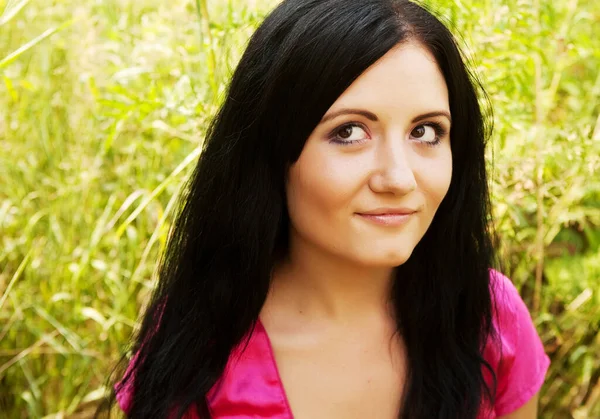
[208,319,495,418]
[116,270,550,418]
[206,320,293,418]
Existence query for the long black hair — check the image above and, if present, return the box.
[109,0,498,417]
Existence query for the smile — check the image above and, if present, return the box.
[356,212,416,226]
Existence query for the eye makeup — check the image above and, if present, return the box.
[327,120,449,146]
[328,122,370,146]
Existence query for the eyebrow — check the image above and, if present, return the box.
[320,108,452,124]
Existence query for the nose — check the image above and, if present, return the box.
[368,139,417,195]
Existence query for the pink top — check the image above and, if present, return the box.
[116,270,550,418]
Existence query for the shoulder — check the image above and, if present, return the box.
[484,269,550,416]
[489,269,528,328]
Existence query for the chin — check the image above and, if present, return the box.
[359,249,415,268]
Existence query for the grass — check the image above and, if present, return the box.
[1,0,599,417]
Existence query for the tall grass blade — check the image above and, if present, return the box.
[0,248,32,312]
[0,0,30,26]
[0,19,73,70]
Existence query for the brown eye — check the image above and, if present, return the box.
[412,126,426,138]
[409,124,437,143]
[329,123,369,145]
[339,126,353,139]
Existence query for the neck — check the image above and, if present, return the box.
[268,232,396,324]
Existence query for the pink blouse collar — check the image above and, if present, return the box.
[207,320,294,418]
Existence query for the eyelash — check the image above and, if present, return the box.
[327,123,369,146]
[419,122,447,147]
[328,121,448,147]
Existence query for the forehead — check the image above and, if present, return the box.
[328,42,449,119]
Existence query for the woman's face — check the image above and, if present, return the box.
[286,41,452,267]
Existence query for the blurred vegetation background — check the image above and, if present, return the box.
[1,0,599,417]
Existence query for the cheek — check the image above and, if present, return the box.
[417,148,453,208]
[286,145,360,232]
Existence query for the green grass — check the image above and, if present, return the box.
[1,0,599,417]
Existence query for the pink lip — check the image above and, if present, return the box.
[356,212,415,226]
[359,207,417,215]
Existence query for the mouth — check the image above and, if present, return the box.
[355,211,417,226]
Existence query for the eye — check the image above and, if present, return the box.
[409,122,447,146]
[329,123,370,145]
[410,124,436,142]
[329,122,369,145]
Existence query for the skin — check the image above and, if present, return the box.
[260,41,537,418]
[498,392,539,418]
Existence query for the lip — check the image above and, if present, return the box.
[356,208,418,226]
[358,207,417,216]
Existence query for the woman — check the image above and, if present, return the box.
[112,0,550,417]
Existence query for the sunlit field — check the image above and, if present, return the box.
[1,0,599,417]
